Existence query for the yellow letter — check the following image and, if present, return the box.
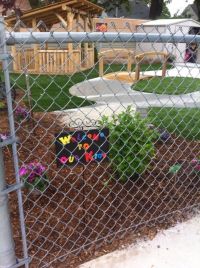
[69,156,74,163]
[59,135,71,145]
[78,144,83,150]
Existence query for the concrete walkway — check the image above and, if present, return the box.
[70,77,200,108]
[80,215,200,268]
[70,64,200,108]
[58,64,200,126]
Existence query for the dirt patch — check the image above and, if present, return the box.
[1,107,200,267]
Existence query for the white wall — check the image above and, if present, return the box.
[136,26,167,57]
[136,21,200,64]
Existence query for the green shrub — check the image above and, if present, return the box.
[99,107,157,182]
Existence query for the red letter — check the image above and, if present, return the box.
[93,133,99,141]
[85,151,94,162]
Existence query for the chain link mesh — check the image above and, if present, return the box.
[1,17,200,267]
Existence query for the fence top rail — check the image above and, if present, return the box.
[4,32,200,45]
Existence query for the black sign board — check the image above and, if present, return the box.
[55,128,109,166]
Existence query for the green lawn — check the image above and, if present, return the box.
[3,63,199,140]
[148,108,200,141]
[132,76,200,95]
[131,76,200,140]
[9,63,170,112]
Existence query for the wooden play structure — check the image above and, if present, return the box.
[100,51,169,83]
[99,49,134,77]
[135,51,168,81]
[6,0,103,74]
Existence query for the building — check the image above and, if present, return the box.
[94,18,148,63]
[181,4,199,21]
[97,0,149,19]
[136,19,200,64]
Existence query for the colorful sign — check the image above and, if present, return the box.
[96,23,108,32]
[55,128,109,166]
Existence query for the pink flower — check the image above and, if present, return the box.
[194,165,200,172]
[191,159,198,165]
[19,161,48,191]
[19,167,28,176]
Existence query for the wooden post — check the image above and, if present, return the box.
[32,18,39,73]
[90,16,95,68]
[127,51,132,73]
[11,46,18,72]
[135,60,140,81]
[67,12,74,73]
[76,13,81,49]
[11,20,21,72]
[162,55,167,77]
[99,55,104,77]
[83,17,88,68]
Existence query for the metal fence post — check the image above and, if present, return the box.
[0,17,17,268]
[0,17,29,268]
[0,149,16,268]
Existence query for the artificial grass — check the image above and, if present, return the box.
[9,63,169,112]
[148,107,200,140]
[132,76,200,95]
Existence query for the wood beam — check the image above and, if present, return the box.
[55,13,68,30]
[65,0,78,5]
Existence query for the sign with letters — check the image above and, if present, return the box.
[55,128,109,166]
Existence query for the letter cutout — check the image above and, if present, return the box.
[59,135,71,145]
[85,151,93,162]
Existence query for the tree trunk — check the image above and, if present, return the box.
[149,0,164,20]
[194,0,200,21]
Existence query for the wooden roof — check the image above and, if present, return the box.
[6,0,104,27]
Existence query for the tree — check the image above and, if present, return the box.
[159,1,171,18]
[91,0,172,20]
[149,0,165,19]
[194,0,200,20]
[91,0,129,17]
[144,0,171,19]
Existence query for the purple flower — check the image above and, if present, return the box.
[27,173,36,183]
[194,165,200,172]
[160,131,170,141]
[190,157,200,176]
[19,161,48,191]
[0,133,9,142]
[15,106,29,121]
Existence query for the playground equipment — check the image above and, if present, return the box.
[99,50,169,83]
[5,0,103,74]
[98,49,134,77]
[135,51,169,81]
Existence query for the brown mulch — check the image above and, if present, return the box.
[1,107,200,268]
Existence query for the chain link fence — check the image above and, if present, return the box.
[0,16,200,267]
